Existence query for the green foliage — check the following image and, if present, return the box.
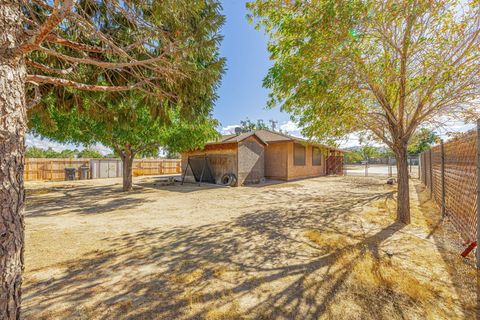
[359,145,380,160]
[78,148,103,159]
[408,128,439,155]
[29,93,219,158]
[25,146,47,158]
[344,151,363,164]
[25,146,102,158]
[28,0,225,159]
[247,0,479,147]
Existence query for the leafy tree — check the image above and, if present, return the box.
[248,0,479,224]
[408,128,439,155]
[344,150,363,164]
[29,94,219,190]
[0,1,224,317]
[25,146,46,158]
[78,148,103,159]
[44,147,61,158]
[359,145,380,161]
[58,149,77,158]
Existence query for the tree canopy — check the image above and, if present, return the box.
[29,93,219,158]
[407,128,439,155]
[247,0,479,147]
[25,0,225,191]
[248,0,480,223]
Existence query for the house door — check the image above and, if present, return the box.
[326,155,344,175]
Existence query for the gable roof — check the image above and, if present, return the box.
[208,129,344,152]
[209,131,268,145]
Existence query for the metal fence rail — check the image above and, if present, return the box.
[344,157,418,177]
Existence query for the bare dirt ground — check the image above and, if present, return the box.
[23,176,477,319]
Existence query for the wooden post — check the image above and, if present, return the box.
[476,119,480,269]
[50,160,53,181]
[440,140,446,218]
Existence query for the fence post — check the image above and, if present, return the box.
[422,152,426,183]
[418,155,420,179]
[388,157,393,177]
[440,140,446,218]
[429,149,433,198]
[476,119,480,269]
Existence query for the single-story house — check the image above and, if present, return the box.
[181,129,344,186]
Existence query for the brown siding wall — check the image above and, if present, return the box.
[264,142,288,180]
[237,136,265,185]
[181,146,238,185]
[286,142,326,180]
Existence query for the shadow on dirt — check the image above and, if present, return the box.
[24,178,406,319]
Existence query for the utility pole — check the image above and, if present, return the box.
[269,119,278,131]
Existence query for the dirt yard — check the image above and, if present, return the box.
[23,176,477,319]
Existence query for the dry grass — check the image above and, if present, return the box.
[302,219,466,320]
[205,301,243,320]
[23,176,476,319]
[304,230,354,250]
[170,269,204,285]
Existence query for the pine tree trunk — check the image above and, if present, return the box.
[0,2,26,319]
[395,143,411,224]
[121,148,135,191]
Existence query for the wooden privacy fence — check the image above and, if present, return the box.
[419,125,478,250]
[24,158,182,181]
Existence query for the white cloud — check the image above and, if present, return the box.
[279,120,303,138]
[220,124,239,135]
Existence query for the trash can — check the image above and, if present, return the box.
[79,165,90,180]
[64,168,77,181]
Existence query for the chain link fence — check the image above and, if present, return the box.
[344,156,419,178]
[419,129,478,244]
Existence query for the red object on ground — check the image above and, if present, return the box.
[461,241,477,257]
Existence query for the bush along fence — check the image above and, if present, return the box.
[24,158,182,181]
[419,121,480,268]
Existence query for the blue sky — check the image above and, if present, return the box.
[214,0,289,129]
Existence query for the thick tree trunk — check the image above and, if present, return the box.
[395,143,411,224]
[0,2,26,319]
[121,148,135,191]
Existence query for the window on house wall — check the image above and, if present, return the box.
[294,143,306,166]
[312,147,322,166]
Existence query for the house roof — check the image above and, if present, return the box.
[208,129,344,152]
[208,131,268,145]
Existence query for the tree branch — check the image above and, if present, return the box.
[17,0,76,54]
[26,59,77,75]
[26,74,140,92]
[37,46,171,70]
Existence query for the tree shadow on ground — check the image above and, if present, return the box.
[24,177,470,319]
[26,184,157,217]
[23,179,409,320]
[413,182,478,318]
